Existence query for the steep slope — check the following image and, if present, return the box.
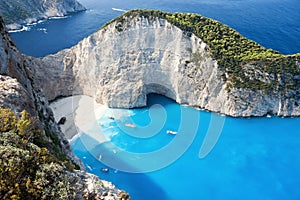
[29,10,300,117]
[0,17,128,200]
[0,0,85,30]
[0,19,36,113]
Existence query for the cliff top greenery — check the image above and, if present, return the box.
[0,106,80,199]
[104,9,300,93]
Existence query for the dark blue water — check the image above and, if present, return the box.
[10,0,300,57]
[10,0,300,199]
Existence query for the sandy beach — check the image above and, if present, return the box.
[50,95,109,143]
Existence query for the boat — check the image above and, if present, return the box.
[100,168,109,173]
[166,130,177,135]
[109,116,115,120]
[125,123,136,128]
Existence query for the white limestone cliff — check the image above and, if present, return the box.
[29,15,300,117]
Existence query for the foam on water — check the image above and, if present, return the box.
[37,28,47,34]
[68,131,83,143]
[48,16,69,20]
[8,26,31,33]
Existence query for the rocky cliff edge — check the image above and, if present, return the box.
[0,16,129,200]
[29,10,300,117]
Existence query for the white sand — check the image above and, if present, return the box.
[50,95,109,143]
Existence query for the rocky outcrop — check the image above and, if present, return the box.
[0,0,85,30]
[28,11,300,117]
[77,172,130,200]
[0,17,128,199]
[0,20,36,114]
[0,75,34,114]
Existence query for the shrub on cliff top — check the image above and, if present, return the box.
[0,106,80,200]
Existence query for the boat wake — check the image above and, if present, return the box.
[112,8,127,12]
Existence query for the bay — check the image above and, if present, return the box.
[10,0,300,199]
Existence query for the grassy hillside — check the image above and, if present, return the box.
[105,9,300,94]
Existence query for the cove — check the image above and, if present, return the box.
[8,0,300,198]
[71,94,300,200]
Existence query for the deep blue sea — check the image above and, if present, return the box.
[11,0,300,57]
[10,0,300,199]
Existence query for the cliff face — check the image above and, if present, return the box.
[31,16,222,106]
[0,20,36,113]
[0,17,128,199]
[0,0,85,30]
[29,11,300,117]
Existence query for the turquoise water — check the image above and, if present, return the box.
[71,94,300,200]
[9,0,300,199]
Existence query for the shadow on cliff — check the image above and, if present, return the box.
[146,93,177,107]
[71,134,169,200]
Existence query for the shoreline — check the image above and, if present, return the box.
[7,10,86,32]
[7,16,68,33]
[49,95,109,143]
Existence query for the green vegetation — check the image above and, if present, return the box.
[0,106,79,199]
[0,0,33,24]
[0,0,85,25]
[103,9,300,93]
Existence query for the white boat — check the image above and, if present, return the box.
[166,130,177,135]
[125,123,136,128]
[100,168,109,173]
